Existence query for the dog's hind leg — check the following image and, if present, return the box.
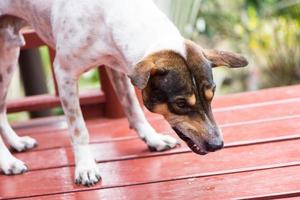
[0,50,37,152]
[0,16,36,174]
[0,16,36,152]
[106,67,178,151]
[0,134,27,174]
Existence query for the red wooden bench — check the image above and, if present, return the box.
[1,31,300,200]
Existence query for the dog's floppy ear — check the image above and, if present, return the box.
[129,60,157,89]
[185,39,248,68]
[203,49,248,68]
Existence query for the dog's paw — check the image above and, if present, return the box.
[75,160,101,187]
[144,134,179,152]
[0,156,27,175]
[10,136,37,152]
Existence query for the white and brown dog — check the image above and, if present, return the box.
[0,0,247,186]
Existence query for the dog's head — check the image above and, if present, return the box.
[129,40,248,155]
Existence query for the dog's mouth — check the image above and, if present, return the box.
[173,128,208,155]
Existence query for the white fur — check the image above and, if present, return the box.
[6,0,186,75]
[0,0,182,186]
[0,136,27,175]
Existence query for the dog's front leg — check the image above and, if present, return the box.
[54,62,100,186]
[106,68,178,151]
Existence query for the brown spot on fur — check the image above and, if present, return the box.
[69,109,76,115]
[0,103,5,112]
[62,98,69,108]
[0,74,3,82]
[187,94,196,106]
[74,128,80,137]
[86,36,93,43]
[7,65,13,74]
[152,103,170,117]
[204,89,214,101]
[69,116,76,124]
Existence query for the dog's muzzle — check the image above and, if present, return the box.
[173,127,223,155]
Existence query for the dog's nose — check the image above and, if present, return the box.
[204,140,224,152]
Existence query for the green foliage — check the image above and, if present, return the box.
[169,0,300,92]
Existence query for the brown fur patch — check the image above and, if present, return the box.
[69,108,76,115]
[74,128,80,137]
[204,89,214,101]
[153,104,207,137]
[7,65,13,74]
[187,94,196,106]
[0,73,3,82]
[152,103,170,117]
[0,103,5,112]
[62,98,69,109]
[185,40,208,68]
[203,49,248,68]
[69,116,76,124]
[130,51,187,89]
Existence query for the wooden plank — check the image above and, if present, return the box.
[236,191,300,200]
[14,133,300,171]
[12,99,300,151]
[25,165,300,200]
[14,113,300,152]
[1,139,300,199]
[214,99,300,125]
[7,89,105,113]
[12,95,300,137]
[11,116,300,170]
[10,84,300,132]
[21,30,46,49]
[212,84,300,108]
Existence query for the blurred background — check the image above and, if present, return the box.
[7,0,300,121]
[154,0,300,93]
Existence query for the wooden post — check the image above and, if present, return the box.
[99,66,125,118]
[48,48,59,96]
[18,48,52,118]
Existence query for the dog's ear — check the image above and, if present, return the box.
[185,40,248,68]
[129,51,182,89]
[129,60,157,89]
[202,49,248,68]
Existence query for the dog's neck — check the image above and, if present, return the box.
[102,0,186,72]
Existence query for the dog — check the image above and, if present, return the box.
[0,0,248,186]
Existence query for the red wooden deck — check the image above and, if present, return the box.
[1,84,300,200]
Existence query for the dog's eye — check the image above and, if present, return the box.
[175,98,188,108]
